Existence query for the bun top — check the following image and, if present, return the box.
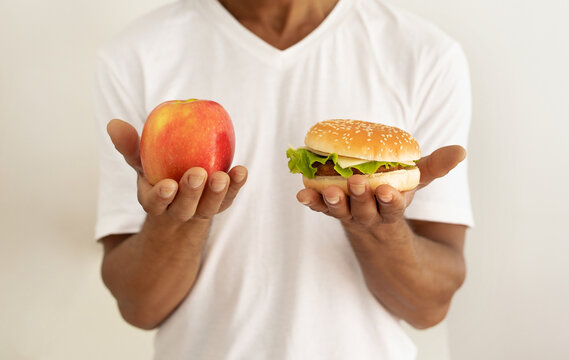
[304,119,421,162]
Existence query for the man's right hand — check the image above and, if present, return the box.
[106,119,248,223]
[100,119,247,330]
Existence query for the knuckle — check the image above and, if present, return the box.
[381,216,396,224]
[223,189,238,202]
[353,216,376,227]
[225,195,238,206]
[146,207,162,216]
[193,198,224,219]
[168,209,193,222]
[383,210,404,224]
[143,204,161,216]
[218,200,233,213]
[193,209,215,220]
[309,205,327,213]
[138,196,151,212]
[308,202,324,212]
[391,201,406,217]
[141,203,151,213]
[140,197,162,216]
[137,190,145,206]
[192,213,211,221]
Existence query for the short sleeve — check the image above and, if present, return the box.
[405,44,474,227]
[93,53,147,241]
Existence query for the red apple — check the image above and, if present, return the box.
[140,98,235,185]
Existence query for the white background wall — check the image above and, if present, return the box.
[1,0,567,359]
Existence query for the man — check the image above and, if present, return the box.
[95,0,473,358]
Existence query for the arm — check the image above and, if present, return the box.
[100,119,247,330]
[297,145,467,329]
[342,218,465,329]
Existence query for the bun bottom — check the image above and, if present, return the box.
[302,168,420,194]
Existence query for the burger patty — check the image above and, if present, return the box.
[314,160,409,176]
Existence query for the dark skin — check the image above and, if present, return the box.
[101,119,249,330]
[100,0,467,330]
[297,150,467,328]
[218,0,338,50]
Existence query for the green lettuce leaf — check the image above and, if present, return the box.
[286,148,415,179]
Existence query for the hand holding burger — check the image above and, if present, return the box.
[289,120,468,329]
[288,119,466,226]
[287,119,421,194]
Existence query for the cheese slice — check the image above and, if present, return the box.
[336,155,371,168]
[300,147,417,168]
[336,155,416,168]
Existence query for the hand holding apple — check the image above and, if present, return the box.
[106,117,247,223]
[140,98,235,185]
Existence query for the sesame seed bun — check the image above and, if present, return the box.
[302,119,421,194]
[305,119,421,162]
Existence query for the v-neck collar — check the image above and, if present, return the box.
[194,0,356,68]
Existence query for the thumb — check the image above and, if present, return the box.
[417,145,466,188]
[106,119,143,172]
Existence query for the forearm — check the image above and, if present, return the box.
[343,218,466,329]
[101,121,248,329]
[101,215,211,329]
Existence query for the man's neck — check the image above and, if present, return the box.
[218,0,338,50]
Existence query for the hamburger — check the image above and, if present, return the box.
[286,119,421,193]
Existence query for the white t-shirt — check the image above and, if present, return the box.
[94,0,474,359]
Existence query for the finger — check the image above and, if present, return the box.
[167,167,208,222]
[218,166,248,213]
[402,188,417,209]
[297,188,329,214]
[347,175,380,227]
[194,171,230,219]
[137,177,178,216]
[106,119,143,173]
[417,145,466,188]
[375,185,407,224]
[321,186,351,221]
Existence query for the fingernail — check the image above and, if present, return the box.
[188,173,205,189]
[160,185,176,199]
[234,170,246,183]
[211,178,227,193]
[325,195,339,205]
[350,183,365,196]
[299,198,310,205]
[379,193,393,203]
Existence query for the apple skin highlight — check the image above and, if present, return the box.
[140,99,235,185]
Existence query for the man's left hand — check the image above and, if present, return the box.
[296,145,466,227]
[296,145,468,329]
